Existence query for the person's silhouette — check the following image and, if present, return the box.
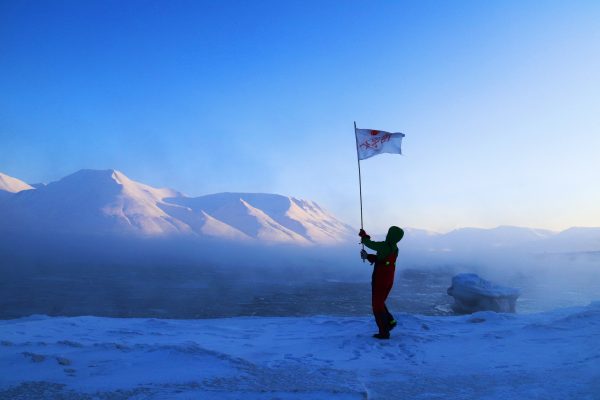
[359,226,404,339]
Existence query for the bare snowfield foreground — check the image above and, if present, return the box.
[1,303,599,400]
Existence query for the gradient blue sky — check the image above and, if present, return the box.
[1,0,599,232]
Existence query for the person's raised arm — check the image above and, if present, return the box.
[358,229,387,252]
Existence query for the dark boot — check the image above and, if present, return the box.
[373,332,390,340]
[374,312,391,339]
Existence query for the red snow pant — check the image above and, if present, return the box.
[372,264,395,334]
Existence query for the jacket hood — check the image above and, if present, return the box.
[385,226,404,244]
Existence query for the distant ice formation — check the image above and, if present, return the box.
[447,273,520,313]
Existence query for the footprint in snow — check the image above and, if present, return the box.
[57,340,83,348]
[348,349,361,361]
[22,352,46,363]
[108,329,143,336]
[56,356,71,366]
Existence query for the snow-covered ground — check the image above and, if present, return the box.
[1,304,599,399]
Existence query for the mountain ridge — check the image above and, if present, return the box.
[0,169,354,245]
[1,169,600,252]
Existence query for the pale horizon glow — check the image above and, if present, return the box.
[1,1,599,233]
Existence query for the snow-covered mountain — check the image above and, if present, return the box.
[432,225,555,251]
[0,169,354,245]
[0,169,190,236]
[168,193,353,245]
[2,169,600,251]
[0,172,33,193]
[540,227,600,253]
[397,225,600,254]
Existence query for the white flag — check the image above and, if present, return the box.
[355,128,405,160]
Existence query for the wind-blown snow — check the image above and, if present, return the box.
[1,303,599,399]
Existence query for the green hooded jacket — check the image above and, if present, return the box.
[361,226,404,261]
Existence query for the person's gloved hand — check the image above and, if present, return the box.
[361,250,376,265]
[358,229,369,238]
[360,249,368,260]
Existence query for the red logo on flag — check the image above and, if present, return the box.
[359,133,393,151]
[370,130,379,136]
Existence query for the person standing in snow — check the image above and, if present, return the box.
[359,226,404,339]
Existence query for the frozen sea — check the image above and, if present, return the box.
[2,260,599,319]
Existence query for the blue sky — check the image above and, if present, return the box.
[1,0,599,232]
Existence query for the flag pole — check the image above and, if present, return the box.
[354,121,365,261]
[354,121,364,230]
